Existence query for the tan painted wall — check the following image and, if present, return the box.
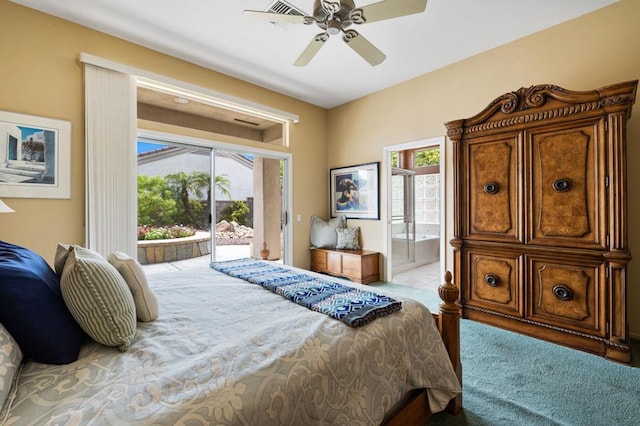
[328,0,640,336]
[0,1,328,268]
[3,0,640,335]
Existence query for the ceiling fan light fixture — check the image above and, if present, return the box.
[326,20,341,35]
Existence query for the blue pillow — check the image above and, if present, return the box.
[0,241,86,364]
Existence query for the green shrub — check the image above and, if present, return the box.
[137,175,179,227]
[142,228,173,240]
[220,201,251,227]
[137,225,196,241]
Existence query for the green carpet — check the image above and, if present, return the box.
[368,281,443,313]
[370,282,640,426]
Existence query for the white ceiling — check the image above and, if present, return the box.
[11,0,617,109]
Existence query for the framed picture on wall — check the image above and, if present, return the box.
[330,161,379,220]
[0,110,71,199]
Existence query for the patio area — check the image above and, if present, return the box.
[141,244,250,275]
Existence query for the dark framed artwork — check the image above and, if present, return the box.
[0,110,71,199]
[330,161,379,220]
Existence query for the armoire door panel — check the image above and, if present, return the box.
[537,131,590,236]
[466,249,521,316]
[528,120,605,248]
[467,135,520,242]
[528,256,605,336]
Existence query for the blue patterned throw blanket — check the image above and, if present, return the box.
[210,258,402,327]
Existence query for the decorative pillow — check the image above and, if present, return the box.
[336,227,361,250]
[107,251,159,322]
[54,242,71,276]
[310,215,346,248]
[0,240,86,365]
[0,323,22,417]
[60,246,137,351]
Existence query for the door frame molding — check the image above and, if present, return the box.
[382,135,446,283]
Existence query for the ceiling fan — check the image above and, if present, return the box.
[243,0,428,66]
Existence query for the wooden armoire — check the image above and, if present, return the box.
[446,81,637,363]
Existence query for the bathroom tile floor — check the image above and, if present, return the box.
[390,261,442,292]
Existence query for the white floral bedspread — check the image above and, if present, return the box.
[2,266,460,425]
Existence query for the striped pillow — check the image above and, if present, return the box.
[60,246,136,351]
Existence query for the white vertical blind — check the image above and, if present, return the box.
[84,63,137,256]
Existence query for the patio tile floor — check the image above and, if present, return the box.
[141,245,250,275]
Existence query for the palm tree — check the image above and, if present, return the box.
[214,174,232,199]
[166,171,232,229]
[208,174,231,225]
[166,171,207,227]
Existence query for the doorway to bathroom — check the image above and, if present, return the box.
[384,136,445,291]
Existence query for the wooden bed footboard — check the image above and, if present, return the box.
[383,271,462,425]
[436,271,462,414]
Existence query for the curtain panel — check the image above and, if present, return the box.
[83,63,137,257]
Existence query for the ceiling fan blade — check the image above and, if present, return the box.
[243,10,308,24]
[353,0,427,24]
[342,30,386,66]
[294,33,330,66]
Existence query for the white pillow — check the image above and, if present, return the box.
[310,215,346,248]
[54,242,71,276]
[60,246,137,351]
[336,227,361,250]
[107,252,159,322]
[0,323,22,421]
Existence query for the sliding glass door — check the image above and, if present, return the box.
[391,167,416,268]
[136,134,291,267]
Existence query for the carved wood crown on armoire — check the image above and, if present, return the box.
[445,81,637,364]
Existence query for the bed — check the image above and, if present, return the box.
[0,243,461,425]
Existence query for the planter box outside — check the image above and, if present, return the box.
[138,231,211,264]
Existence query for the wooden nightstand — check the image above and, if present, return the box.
[310,248,380,284]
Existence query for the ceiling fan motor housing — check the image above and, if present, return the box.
[313,0,356,33]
